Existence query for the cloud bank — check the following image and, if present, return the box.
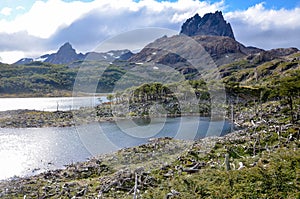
[0,7,12,16]
[226,3,300,49]
[0,0,299,63]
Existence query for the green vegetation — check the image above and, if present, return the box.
[221,53,300,87]
[0,61,185,96]
[1,51,299,99]
[0,61,130,96]
[0,62,76,96]
[277,71,300,123]
[0,48,299,198]
[102,80,212,117]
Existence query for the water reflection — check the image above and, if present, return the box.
[0,97,107,112]
[0,127,90,180]
[0,117,232,180]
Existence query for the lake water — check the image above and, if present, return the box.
[0,97,108,112]
[0,116,232,180]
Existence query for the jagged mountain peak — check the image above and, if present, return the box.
[180,11,235,40]
[58,42,75,53]
[44,42,83,64]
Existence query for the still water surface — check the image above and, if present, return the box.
[0,97,107,112]
[0,117,232,180]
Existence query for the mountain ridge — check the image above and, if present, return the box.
[130,11,298,71]
[13,11,299,78]
[14,42,134,65]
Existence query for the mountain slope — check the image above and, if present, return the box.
[129,11,262,72]
[129,34,263,71]
[220,50,300,84]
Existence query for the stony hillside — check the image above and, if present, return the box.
[129,34,263,70]
[219,50,300,85]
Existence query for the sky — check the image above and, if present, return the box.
[0,0,299,64]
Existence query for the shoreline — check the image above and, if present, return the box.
[0,132,235,184]
[0,125,298,198]
[0,100,299,198]
[0,109,233,129]
[0,92,109,98]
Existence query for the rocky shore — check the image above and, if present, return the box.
[0,110,75,128]
[0,100,299,198]
[0,108,114,128]
[0,107,218,129]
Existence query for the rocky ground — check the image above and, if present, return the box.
[0,110,75,128]
[0,102,205,128]
[0,100,299,198]
[0,107,114,128]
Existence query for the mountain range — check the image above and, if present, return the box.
[3,11,298,96]
[15,11,298,69]
[129,11,298,78]
[14,42,134,65]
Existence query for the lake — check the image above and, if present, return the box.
[0,97,108,112]
[0,116,232,180]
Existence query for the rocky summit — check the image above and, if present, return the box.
[44,42,85,65]
[180,11,235,40]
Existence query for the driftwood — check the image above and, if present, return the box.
[133,173,138,199]
[99,168,155,198]
[181,162,205,173]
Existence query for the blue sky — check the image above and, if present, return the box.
[158,0,300,10]
[1,0,299,21]
[218,0,300,10]
[0,0,299,63]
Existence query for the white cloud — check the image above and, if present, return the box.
[0,0,97,38]
[226,3,300,29]
[0,0,299,64]
[0,0,225,63]
[168,0,225,22]
[0,0,224,38]
[225,3,300,49]
[0,51,25,64]
[0,7,12,16]
[49,0,225,50]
